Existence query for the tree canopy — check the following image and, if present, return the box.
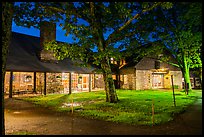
[13,2,173,102]
[129,2,202,91]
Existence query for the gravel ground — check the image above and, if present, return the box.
[4,94,202,135]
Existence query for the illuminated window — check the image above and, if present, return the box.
[112,75,116,80]
[124,75,128,85]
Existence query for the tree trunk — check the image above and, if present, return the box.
[183,70,192,90]
[182,69,192,90]
[2,2,14,135]
[101,57,118,103]
[180,52,192,93]
[181,56,192,91]
[91,2,118,103]
[199,67,202,88]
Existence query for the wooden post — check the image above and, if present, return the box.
[184,82,186,94]
[118,74,120,89]
[186,83,189,95]
[9,71,13,98]
[193,77,196,89]
[93,73,96,89]
[135,68,137,90]
[33,72,36,94]
[69,72,72,94]
[71,94,74,114]
[89,74,91,92]
[44,72,46,95]
[152,99,154,126]
[171,75,176,107]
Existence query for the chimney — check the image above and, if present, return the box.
[39,21,58,63]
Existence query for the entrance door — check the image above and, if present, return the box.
[82,75,89,90]
[152,74,164,88]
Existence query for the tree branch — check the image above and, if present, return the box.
[106,2,163,45]
[106,28,146,45]
[38,3,65,14]
[39,3,91,22]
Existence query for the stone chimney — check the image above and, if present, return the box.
[39,21,58,63]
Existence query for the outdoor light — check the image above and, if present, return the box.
[13,111,21,114]
[160,68,165,71]
[25,75,32,82]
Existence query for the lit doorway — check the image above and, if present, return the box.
[152,74,164,88]
[82,75,89,90]
[77,74,89,91]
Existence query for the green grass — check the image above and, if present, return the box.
[10,131,36,135]
[20,89,202,126]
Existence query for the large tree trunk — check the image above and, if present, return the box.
[101,57,118,103]
[2,2,14,135]
[90,2,118,103]
[199,67,202,88]
[181,55,192,91]
[182,68,192,91]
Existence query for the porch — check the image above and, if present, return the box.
[4,71,105,97]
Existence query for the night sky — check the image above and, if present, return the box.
[12,21,73,43]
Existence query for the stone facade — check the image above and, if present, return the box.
[135,70,152,90]
[119,57,183,90]
[119,67,135,89]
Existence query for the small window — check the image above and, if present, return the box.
[124,75,128,85]
[155,60,160,69]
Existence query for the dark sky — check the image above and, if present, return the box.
[12,21,73,43]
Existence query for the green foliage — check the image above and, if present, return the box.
[21,89,201,126]
[11,131,36,135]
[160,2,173,9]
[129,2,202,90]
[13,2,64,28]
[13,2,173,103]
[13,2,173,68]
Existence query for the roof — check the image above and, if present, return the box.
[119,42,180,70]
[6,32,95,73]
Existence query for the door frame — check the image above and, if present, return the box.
[152,73,164,89]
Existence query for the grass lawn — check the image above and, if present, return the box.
[20,89,202,126]
[9,131,36,135]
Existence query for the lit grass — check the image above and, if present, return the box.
[20,89,202,126]
[10,131,36,135]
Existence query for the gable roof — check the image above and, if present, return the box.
[6,32,95,73]
[120,42,180,71]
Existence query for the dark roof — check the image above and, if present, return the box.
[120,42,179,70]
[119,43,151,69]
[6,32,95,73]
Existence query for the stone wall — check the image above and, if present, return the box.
[169,71,183,89]
[136,70,152,90]
[163,73,171,88]
[119,67,135,89]
[119,57,183,90]
[136,57,180,71]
